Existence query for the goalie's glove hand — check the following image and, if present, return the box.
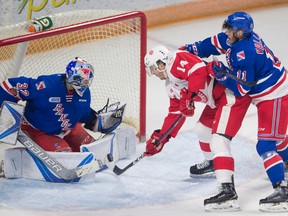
[179,88,195,117]
[144,130,170,156]
[97,102,126,133]
[207,61,227,81]
[84,101,126,134]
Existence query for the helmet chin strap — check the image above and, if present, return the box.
[157,67,168,78]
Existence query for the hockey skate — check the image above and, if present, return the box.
[259,181,288,212]
[190,159,215,178]
[204,182,240,212]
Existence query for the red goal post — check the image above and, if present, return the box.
[0,10,147,141]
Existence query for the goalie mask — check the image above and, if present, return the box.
[66,57,94,96]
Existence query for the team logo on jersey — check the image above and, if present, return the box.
[194,91,208,103]
[36,81,46,90]
[236,51,245,61]
[49,97,61,103]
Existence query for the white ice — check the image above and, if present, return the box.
[1,5,288,216]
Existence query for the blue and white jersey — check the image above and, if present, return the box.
[193,32,288,104]
[0,74,94,135]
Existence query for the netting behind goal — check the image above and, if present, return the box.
[0,10,147,141]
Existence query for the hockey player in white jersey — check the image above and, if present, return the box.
[144,45,251,211]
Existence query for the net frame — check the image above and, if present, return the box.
[0,10,147,141]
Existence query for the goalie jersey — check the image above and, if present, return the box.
[0,74,95,135]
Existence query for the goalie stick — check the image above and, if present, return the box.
[113,114,184,175]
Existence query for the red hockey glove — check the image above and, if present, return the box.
[207,61,227,81]
[145,130,170,156]
[179,88,195,117]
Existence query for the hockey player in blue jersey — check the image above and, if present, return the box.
[180,12,288,212]
[0,57,123,152]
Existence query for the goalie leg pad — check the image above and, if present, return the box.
[3,148,96,182]
[80,126,136,163]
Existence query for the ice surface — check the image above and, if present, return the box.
[1,5,288,216]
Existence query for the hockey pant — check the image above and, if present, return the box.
[21,120,94,152]
[196,93,251,183]
[256,95,288,186]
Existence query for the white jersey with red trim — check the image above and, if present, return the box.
[165,50,217,108]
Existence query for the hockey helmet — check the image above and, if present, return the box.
[222,12,254,34]
[144,45,170,76]
[66,57,94,96]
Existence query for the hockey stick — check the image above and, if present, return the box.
[218,69,258,86]
[17,130,104,180]
[204,59,258,86]
[113,114,184,175]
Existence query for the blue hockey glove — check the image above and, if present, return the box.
[207,61,228,81]
[179,42,202,56]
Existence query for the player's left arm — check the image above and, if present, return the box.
[216,53,255,96]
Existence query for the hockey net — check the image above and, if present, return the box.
[0,10,147,141]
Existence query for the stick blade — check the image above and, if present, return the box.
[113,165,126,175]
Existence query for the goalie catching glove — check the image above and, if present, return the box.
[144,130,170,156]
[85,101,126,134]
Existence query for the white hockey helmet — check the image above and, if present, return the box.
[66,57,94,96]
[144,45,170,76]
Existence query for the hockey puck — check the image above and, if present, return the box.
[107,154,114,162]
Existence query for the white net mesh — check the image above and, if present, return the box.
[0,10,146,140]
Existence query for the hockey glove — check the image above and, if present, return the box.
[145,130,170,156]
[85,101,126,134]
[207,61,228,81]
[178,42,201,56]
[179,88,195,117]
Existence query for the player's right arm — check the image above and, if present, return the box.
[145,98,186,156]
[179,32,230,58]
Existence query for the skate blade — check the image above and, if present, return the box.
[190,172,215,178]
[205,200,240,212]
[259,202,288,212]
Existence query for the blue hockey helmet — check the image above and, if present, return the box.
[66,57,94,96]
[222,12,254,34]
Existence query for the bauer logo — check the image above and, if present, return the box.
[49,97,61,103]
